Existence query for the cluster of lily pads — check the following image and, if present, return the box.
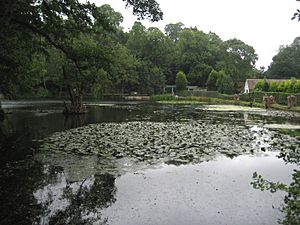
[40,121,299,164]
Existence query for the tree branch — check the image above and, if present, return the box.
[12,18,86,79]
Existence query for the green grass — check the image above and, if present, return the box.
[151,94,300,112]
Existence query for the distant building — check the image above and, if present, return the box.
[244,79,289,93]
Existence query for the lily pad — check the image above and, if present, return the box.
[39,121,299,165]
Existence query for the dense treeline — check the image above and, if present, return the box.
[0,1,259,102]
[1,0,299,105]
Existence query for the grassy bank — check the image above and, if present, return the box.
[151,94,300,112]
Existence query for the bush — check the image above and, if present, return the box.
[36,87,50,98]
[269,82,279,92]
[240,93,254,102]
[255,78,300,94]
[254,80,264,91]
[175,71,188,91]
[252,91,300,105]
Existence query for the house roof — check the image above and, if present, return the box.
[245,79,289,91]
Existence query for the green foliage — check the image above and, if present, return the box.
[175,71,188,91]
[255,78,300,94]
[254,80,264,91]
[216,38,257,90]
[164,22,184,42]
[269,82,279,92]
[216,70,225,90]
[181,90,219,98]
[121,0,163,22]
[207,69,219,91]
[0,0,260,99]
[36,87,50,98]
[187,64,212,87]
[262,77,270,92]
[91,69,110,99]
[109,44,139,93]
[150,94,177,101]
[252,170,300,225]
[267,37,300,79]
[0,0,163,100]
[136,61,165,94]
[218,73,234,94]
[250,91,300,105]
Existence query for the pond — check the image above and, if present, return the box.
[0,100,299,225]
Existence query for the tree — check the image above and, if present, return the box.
[267,37,300,79]
[126,23,173,93]
[217,38,257,91]
[207,69,219,91]
[177,29,210,75]
[187,63,212,87]
[175,71,188,91]
[164,22,184,42]
[136,60,165,94]
[216,70,225,90]
[126,21,148,58]
[109,45,139,94]
[218,73,234,94]
[0,0,163,113]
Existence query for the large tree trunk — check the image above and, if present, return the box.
[63,87,87,115]
[62,66,87,115]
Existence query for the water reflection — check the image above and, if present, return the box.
[64,115,88,129]
[34,165,116,225]
[0,101,299,225]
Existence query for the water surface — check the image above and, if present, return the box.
[0,100,299,225]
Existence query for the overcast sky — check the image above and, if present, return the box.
[93,0,299,69]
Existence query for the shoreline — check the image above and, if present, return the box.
[151,95,300,112]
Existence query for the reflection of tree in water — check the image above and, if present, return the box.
[252,142,300,225]
[34,168,116,225]
[64,115,87,129]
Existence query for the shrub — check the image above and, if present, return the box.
[175,71,188,91]
[254,80,264,91]
[269,82,279,92]
[252,91,300,105]
[36,87,50,98]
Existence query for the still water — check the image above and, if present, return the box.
[0,100,299,225]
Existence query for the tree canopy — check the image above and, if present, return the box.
[0,0,262,104]
[267,37,300,79]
